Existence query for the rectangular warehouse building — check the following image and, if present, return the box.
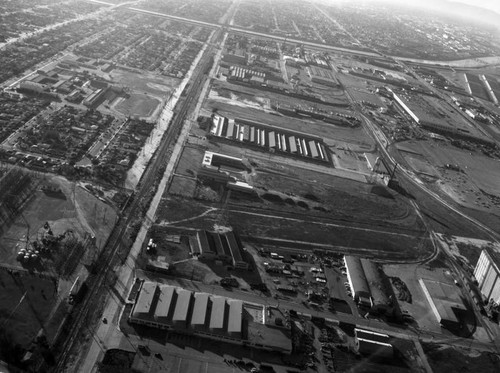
[191,292,209,329]
[154,285,176,325]
[173,289,192,327]
[210,296,227,332]
[130,281,157,325]
[474,248,500,303]
[227,300,243,338]
[344,256,372,308]
[419,278,466,329]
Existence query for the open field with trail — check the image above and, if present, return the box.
[396,140,500,216]
[110,68,179,97]
[159,195,432,262]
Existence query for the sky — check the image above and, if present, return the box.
[451,0,500,14]
[330,0,500,14]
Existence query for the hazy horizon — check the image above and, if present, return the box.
[321,0,500,14]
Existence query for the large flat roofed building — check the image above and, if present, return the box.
[419,278,466,329]
[474,248,500,303]
[130,281,157,324]
[154,285,176,324]
[391,90,493,145]
[227,300,243,337]
[210,296,227,331]
[191,293,209,329]
[307,66,339,87]
[172,289,192,326]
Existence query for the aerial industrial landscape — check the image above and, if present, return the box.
[1,0,500,372]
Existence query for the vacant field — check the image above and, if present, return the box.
[168,176,197,198]
[397,140,500,208]
[402,152,440,178]
[162,197,431,262]
[110,68,179,97]
[250,172,414,223]
[157,196,213,224]
[175,146,205,177]
[115,93,161,118]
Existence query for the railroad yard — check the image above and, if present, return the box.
[0,1,500,373]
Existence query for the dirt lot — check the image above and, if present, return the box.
[110,68,179,97]
[396,140,500,215]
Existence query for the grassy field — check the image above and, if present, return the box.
[174,146,205,177]
[115,93,161,118]
[168,176,197,198]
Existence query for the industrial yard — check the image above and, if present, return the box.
[0,1,500,373]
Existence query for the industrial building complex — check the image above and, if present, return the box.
[6,2,500,373]
[391,90,494,145]
[343,256,393,315]
[209,114,330,163]
[190,230,250,270]
[129,281,291,352]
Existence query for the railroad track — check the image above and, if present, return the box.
[53,35,218,372]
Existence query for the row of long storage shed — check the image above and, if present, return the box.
[210,115,328,162]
